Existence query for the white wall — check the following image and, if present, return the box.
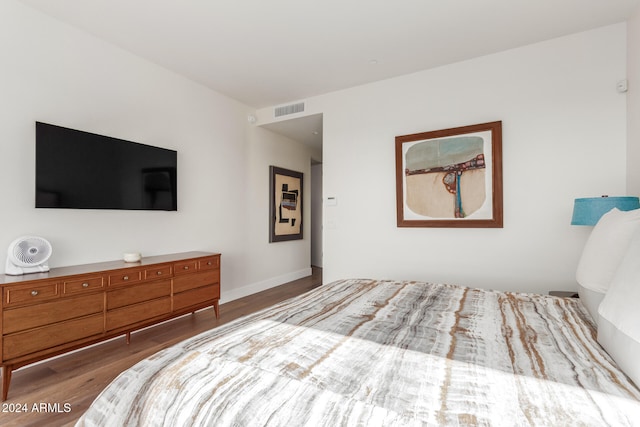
[628,6,640,196]
[230,125,314,301]
[0,1,314,301]
[259,24,628,294]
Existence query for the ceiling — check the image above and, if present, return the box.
[261,113,323,153]
[18,0,640,150]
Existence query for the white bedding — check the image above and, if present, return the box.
[77,279,640,426]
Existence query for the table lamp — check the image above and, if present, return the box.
[571,196,640,226]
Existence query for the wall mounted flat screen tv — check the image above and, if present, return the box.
[36,122,177,211]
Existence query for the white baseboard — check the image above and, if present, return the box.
[220,267,312,304]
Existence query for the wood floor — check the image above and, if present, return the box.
[0,268,322,427]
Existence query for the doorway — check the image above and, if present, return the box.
[311,160,323,268]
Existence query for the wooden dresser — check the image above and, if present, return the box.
[0,251,220,400]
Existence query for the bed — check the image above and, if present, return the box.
[76,277,640,426]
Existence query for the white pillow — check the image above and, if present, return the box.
[597,226,640,387]
[576,284,605,325]
[576,208,640,294]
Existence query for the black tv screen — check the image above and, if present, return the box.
[36,122,177,211]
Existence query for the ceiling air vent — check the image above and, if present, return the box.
[274,102,305,118]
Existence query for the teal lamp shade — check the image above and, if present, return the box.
[571,196,640,225]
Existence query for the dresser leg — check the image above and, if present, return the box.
[126,332,131,345]
[2,365,12,401]
[213,300,220,319]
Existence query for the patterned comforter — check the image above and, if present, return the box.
[76,279,640,426]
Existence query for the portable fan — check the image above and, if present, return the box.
[5,236,52,276]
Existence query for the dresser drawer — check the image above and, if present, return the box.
[3,314,104,360]
[108,269,143,287]
[63,276,104,295]
[173,259,198,276]
[4,293,104,334]
[107,279,171,310]
[173,270,220,294]
[106,297,171,331]
[4,281,59,307]
[144,264,173,280]
[173,283,220,312]
[198,255,220,271]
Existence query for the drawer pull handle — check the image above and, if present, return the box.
[31,290,39,296]
[207,261,212,266]
[157,271,163,275]
[82,283,90,288]
[123,276,129,280]
[183,266,190,270]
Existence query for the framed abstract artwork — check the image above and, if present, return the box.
[395,121,503,228]
[269,166,304,242]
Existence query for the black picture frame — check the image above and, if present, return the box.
[269,166,304,242]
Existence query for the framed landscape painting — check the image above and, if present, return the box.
[395,121,503,228]
[269,166,303,242]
